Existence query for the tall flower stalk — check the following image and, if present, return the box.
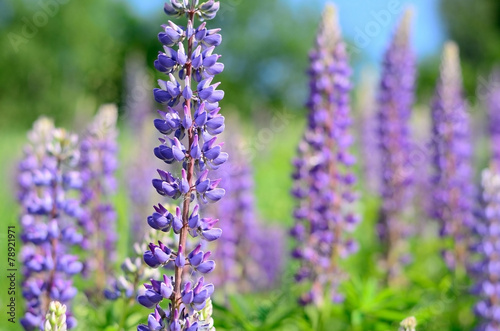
[137,1,226,330]
[376,9,416,282]
[430,42,474,274]
[19,118,83,330]
[471,168,500,330]
[79,104,118,292]
[290,4,359,305]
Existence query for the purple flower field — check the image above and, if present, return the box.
[2,0,500,330]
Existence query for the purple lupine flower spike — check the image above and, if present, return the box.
[137,1,225,330]
[471,168,500,331]
[290,4,359,306]
[79,104,119,291]
[430,42,474,273]
[376,9,416,281]
[486,69,500,172]
[19,118,83,330]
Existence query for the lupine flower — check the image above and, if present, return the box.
[376,9,416,281]
[44,301,68,331]
[471,168,500,330]
[209,139,284,293]
[399,316,417,331]
[137,1,226,330]
[486,69,500,172]
[79,104,118,290]
[290,4,359,306]
[430,42,474,272]
[19,118,83,330]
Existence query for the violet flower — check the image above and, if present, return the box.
[137,1,225,330]
[430,42,474,272]
[290,4,359,306]
[19,118,83,330]
[376,10,416,281]
[471,168,500,330]
[79,104,118,290]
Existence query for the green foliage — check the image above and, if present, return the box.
[73,294,146,331]
[0,0,141,129]
[212,292,298,331]
[441,0,500,99]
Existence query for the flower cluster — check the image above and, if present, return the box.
[430,42,474,272]
[376,10,416,280]
[137,1,226,330]
[19,118,83,330]
[471,168,500,330]
[290,4,359,305]
[79,104,118,289]
[44,301,68,331]
[399,316,417,331]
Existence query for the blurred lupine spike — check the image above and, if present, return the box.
[319,3,340,48]
[79,104,118,291]
[471,168,500,330]
[430,41,474,273]
[19,118,82,330]
[290,3,359,306]
[44,301,68,331]
[376,8,416,282]
[399,316,417,331]
[137,1,225,329]
[394,8,412,47]
[486,68,500,171]
[440,42,462,88]
[209,131,284,293]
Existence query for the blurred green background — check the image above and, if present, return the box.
[2,0,500,330]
